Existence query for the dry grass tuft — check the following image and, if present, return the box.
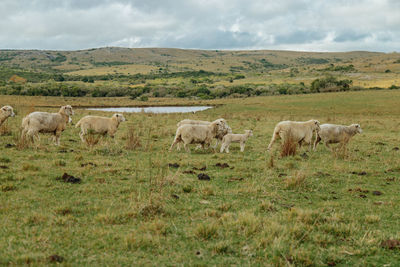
[194,221,219,240]
[213,241,232,255]
[268,155,275,168]
[281,132,297,157]
[138,202,166,219]
[13,131,29,150]
[84,130,101,147]
[0,122,12,136]
[125,231,161,250]
[125,126,142,150]
[285,171,307,189]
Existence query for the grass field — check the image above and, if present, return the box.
[0,90,400,265]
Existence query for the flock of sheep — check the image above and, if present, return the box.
[0,105,363,153]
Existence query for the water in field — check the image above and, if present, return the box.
[86,106,212,114]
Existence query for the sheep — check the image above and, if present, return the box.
[176,118,232,149]
[75,113,126,143]
[169,120,223,153]
[21,105,74,145]
[220,130,253,153]
[0,106,15,126]
[314,123,362,151]
[267,119,320,151]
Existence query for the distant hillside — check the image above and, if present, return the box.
[0,47,398,75]
[0,47,399,99]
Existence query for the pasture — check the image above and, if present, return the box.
[0,90,399,266]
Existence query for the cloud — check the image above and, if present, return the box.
[0,0,399,51]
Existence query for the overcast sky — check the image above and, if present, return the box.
[0,0,399,52]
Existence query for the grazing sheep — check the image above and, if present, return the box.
[176,118,232,149]
[21,105,74,145]
[169,120,223,153]
[75,113,126,143]
[267,120,320,151]
[0,106,15,126]
[314,123,362,151]
[220,130,253,153]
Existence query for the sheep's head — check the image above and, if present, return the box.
[351,124,363,134]
[312,120,321,131]
[1,106,15,118]
[210,120,223,135]
[113,113,126,123]
[60,105,74,116]
[213,118,231,135]
[245,130,253,137]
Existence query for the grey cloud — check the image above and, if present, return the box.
[275,31,326,45]
[0,0,399,51]
[334,32,370,42]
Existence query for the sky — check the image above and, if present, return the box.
[0,0,399,52]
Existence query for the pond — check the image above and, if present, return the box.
[86,106,212,114]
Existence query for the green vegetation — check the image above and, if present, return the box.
[0,90,399,265]
[321,64,356,72]
[50,53,67,63]
[296,57,330,64]
[311,76,353,93]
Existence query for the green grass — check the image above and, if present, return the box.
[0,90,399,265]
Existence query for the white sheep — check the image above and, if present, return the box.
[75,113,126,143]
[169,120,223,153]
[314,123,362,151]
[21,105,74,145]
[0,106,15,126]
[267,119,320,151]
[220,130,253,153]
[176,118,232,149]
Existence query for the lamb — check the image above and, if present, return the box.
[0,106,15,126]
[220,130,253,153]
[21,105,74,145]
[75,113,126,143]
[267,119,320,151]
[176,118,232,149]
[169,120,223,153]
[314,123,362,151]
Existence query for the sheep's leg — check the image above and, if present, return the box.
[267,130,280,151]
[184,143,191,153]
[27,129,37,144]
[306,135,314,151]
[201,142,206,150]
[21,128,27,141]
[314,134,321,151]
[325,142,333,152]
[212,139,219,149]
[220,143,226,153]
[169,136,180,151]
[176,143,181,151]
[109,133,118,144]
[169,141,177,151]
[79,130,86,143]
[34,133,40,143]
[54,131,61,146]
[225,144,230,153]
[240,142,245,152]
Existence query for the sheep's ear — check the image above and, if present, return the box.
[1,107,6,111]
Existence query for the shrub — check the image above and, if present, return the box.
[139,95,149,101]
